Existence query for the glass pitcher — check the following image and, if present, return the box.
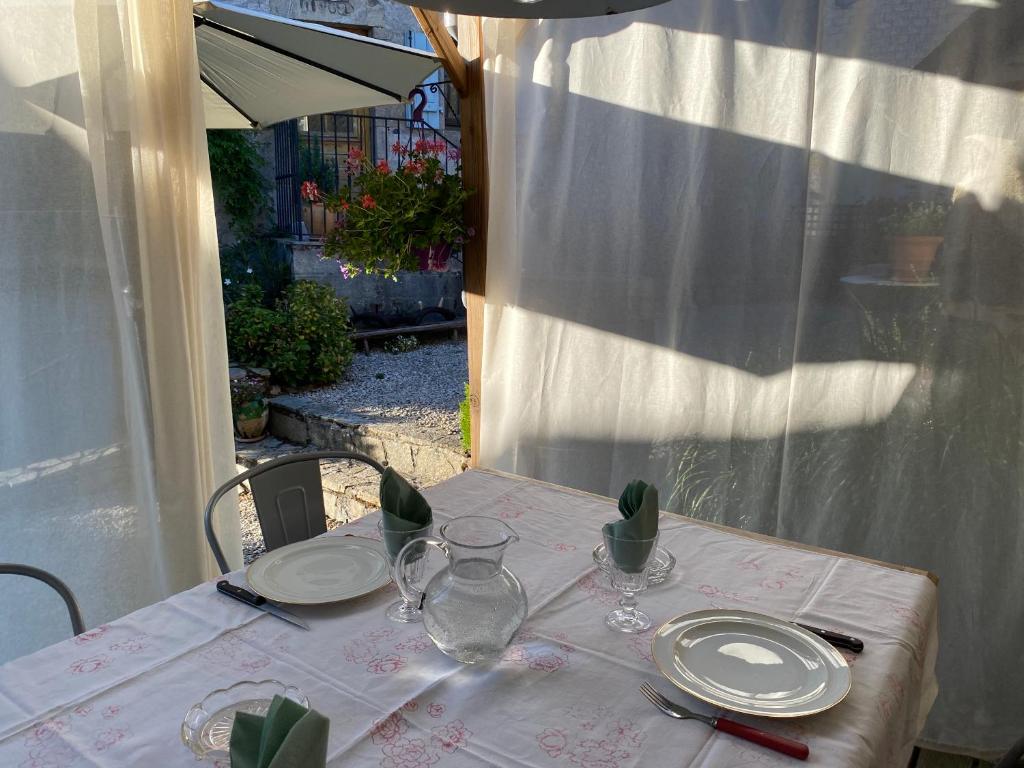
[394,516,528,663]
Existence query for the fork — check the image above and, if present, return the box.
[639,682,810,760]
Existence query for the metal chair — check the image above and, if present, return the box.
[995,737,1024,768]
[0,564,85,636]
[204,450,387,574]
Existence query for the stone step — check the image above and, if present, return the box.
[235,436,417,525]
[267,395,467,487]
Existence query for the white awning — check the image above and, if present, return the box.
[193,1,441,129]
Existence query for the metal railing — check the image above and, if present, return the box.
[274,111,461,240]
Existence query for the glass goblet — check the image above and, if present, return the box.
[602,529,659,633]
[379,520,433,623]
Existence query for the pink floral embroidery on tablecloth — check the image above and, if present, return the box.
[536,707,645,767]
[73,625,110,646]
[498,508,524,520]
[627,628,655,663]
[344,629,409,674]
[370,712,409,745]
[503,626,574,672]
[94,728,127,751]
[109,634,149,655]
[72,705,91,718]
[698,584,758,604]
[430,720,471,753]
[380,737,440,768]
[198,634,272,674]
[553,543,577,552]
[538,728,569,758]
[368,653,407,675]
[394,634,433,654]
[402,700,419,713]
[68,655,111,675]
[101,705,121,719]
[427,703,445,719]
[575,572,619,606]
[736,556,762,571]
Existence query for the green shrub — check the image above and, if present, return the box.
[226,281,354,387]
[207,130,271,239]
[220,238,292,305]
[459,382,471,455]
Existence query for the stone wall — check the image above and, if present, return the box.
[227,0,419,46]
[288,240,464,315]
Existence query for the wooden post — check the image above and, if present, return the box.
[413,11,488,467]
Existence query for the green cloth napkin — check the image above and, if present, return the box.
[379,467,433,558]
[230,694,329,768]
[602,479,660,573]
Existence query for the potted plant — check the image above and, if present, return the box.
[880,201,949,282]
[298,145,340,238]
[315,140,472,279]
[230,372,269,441]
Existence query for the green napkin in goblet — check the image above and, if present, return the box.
[602,479,660,573]
[379,467,433,558]
[229,694,328,768]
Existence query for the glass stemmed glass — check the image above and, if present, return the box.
[602,529,659,633]
[379,520,433,623]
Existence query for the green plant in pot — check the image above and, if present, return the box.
[880,201,949,282]
[316,140,472,279]
[231,373,270,442]
[299,144,340,238]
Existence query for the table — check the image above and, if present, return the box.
[0,469,938,768]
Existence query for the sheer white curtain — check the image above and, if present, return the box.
[0,0,239,662]
[478,1,1024,758]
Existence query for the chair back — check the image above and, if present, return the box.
[204,450,387,573]
[0,564,85,636]
[249,458,328,551]
[995,737,1024,768]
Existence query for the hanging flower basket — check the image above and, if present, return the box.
[307,140,472,280]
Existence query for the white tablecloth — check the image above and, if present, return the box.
[0,469,937,768]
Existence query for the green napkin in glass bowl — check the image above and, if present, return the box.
[379,467,433,558]
[230,694,328,768]
[602,480,660,573]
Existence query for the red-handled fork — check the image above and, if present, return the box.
[638,682,809,760]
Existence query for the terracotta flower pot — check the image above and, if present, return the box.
[415,243,452,272]
[235,406,269,442]
[302,202,340,239]
[889,235,942,282]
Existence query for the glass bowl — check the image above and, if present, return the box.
[592,542,676,585]
[181,680,308,760]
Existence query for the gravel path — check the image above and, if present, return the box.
[298,339,467,437]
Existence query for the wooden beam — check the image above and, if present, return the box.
[457,16,487,467]
[411,9,468,97]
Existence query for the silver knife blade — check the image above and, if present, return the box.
[216,580,310,630]
[258,600,310,630]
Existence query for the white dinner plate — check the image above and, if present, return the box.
[246,536,391,605]
[652,609,852,717]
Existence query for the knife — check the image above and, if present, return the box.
[216,580,310,630]
[796,623,863,654]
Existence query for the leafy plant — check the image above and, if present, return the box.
[207,131,271,239]
[226,282,354,387]
[298,143,340,196]
[383,335,419,354]
[220,238,292,306]
[459,382,471,455]
[315,139,472,278]
[881,201,949,236]
[230,375,268,421]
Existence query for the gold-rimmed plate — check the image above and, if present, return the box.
[246,536,390,605]
[652,609,852,717]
